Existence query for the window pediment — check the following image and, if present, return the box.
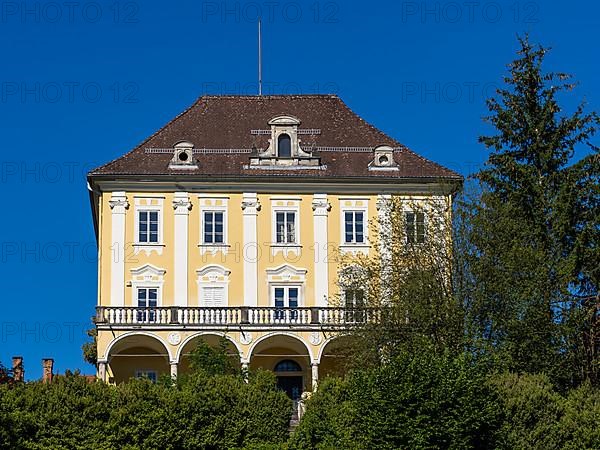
[268,115,301,126]
[196,265,231,280]
[266,264,307,283]
[130,264,166,281]
[247,114,322,168]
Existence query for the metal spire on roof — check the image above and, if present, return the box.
[258,18,262,96]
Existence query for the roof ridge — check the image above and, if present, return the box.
[200,94,340,99]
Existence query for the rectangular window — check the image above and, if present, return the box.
[345,289,365,322]
[137,287,158,322]
[135,370,157,383]
[203,211,224,244]
[202,286,225,307]
[138,210,159,243]
[406,212,426,244]
[275,211,296,244]
[344,211,365,244]
[274,286,300,320]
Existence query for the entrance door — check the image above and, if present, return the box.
[274,359,303,400]
[277,376,303,400]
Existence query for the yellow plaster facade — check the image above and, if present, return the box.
[92,187,452,394]
[87,95,461,398]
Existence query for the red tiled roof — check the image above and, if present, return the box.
[89,95,461,181]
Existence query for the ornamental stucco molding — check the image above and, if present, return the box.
[241,197,261,214]
[109,194,129,214]
[311,197,331,216]
[172,193,192,214]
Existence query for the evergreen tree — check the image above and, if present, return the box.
[467,35,599,385]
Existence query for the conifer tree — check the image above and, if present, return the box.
[468,35,599,385]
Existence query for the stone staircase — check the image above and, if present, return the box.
[288,400,300,434]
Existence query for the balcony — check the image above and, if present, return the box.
[95,306,379,330]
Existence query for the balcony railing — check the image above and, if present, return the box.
[95,306,380,328]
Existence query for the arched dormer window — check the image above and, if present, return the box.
[278,133,292,157]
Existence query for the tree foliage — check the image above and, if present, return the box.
[187,337,240,377]
[464,35,600,385]
[290,350,502,450]
[82,324,97,366]
[491,373,600,449]
[0,361,290,449]
[336,194,464,369]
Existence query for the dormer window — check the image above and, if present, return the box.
[247,115,322,168]
[370,145,398,171]
[278,134,292,157]
[170,141,198,169]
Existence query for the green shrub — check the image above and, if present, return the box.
[0,369,290,449]
[290,350,502,450]
[491,373,600,450]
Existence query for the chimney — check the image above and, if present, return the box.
[42,358,54,383]
[12,356,24,382]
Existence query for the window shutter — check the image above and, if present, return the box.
[203,287,225,307]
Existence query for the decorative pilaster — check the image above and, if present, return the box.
[241,361,249,383]
[242,193,261,307]
[170,362,178,379]
[311,362,319,391]
[312,194,331,307]
[109,192,129,307]
[377,194,392,301]
[97,360,107,382]
[173,192,192,307]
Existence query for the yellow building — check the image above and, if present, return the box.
[87,94,461,398]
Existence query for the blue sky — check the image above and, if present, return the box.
[0,0,598,379]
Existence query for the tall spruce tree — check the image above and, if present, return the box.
[468,35,599,386]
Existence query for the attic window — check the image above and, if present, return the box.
[169,141,198,169]
[247,115,323,168]
[370,145,398,171]
[278,134,292,157]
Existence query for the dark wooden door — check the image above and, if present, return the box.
[277,376,303,400]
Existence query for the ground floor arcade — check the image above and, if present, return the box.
[96,329,351,398]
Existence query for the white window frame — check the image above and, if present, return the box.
[199,285,227,307]
[343,210,366,244]
[339,198,369,255]
[343,288,365,308]
[274,209,299,244]
[404,210,427,245]
[129,264,165,316]
[136,286,160,307]
[271,284,303,308]
[133,197,165,255]
[270,199,302,256]
[135,369,158,382]
[266,264,307,314]
[196,265,230,307]
[201,209,227,245]
[134,285,161,323]
[198,197,230,256]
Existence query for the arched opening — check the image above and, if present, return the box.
[278,134,292,157]
[177,333,241,375]
[107,334,170,384]
[319,336,354,379]
[250,334,312,398]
